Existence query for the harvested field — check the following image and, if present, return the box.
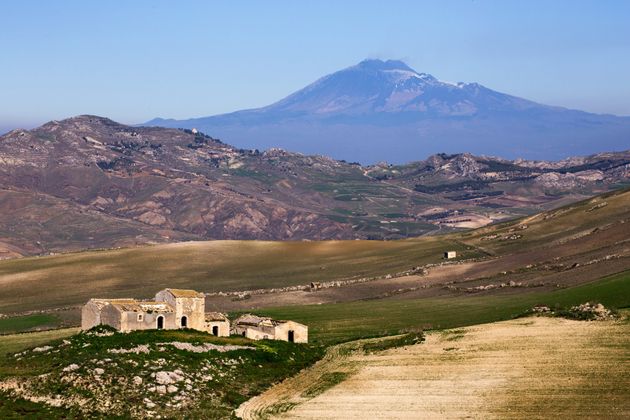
[238,315,630,419]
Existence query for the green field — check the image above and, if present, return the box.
[258,270,630,344]
[0,314,61,335]
[0,328,78,360]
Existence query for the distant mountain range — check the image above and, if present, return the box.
[145,59,630,164]
[1,115,628,258]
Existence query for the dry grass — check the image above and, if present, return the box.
[0,237,476,314]
[238,315,630,419]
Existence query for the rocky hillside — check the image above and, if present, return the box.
[0,115,628,257]
[0,326,321,418]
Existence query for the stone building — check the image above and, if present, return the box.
[231,314,308,343]
[444,251,457,259]
[204,312,230,337]
[81,288,228,336]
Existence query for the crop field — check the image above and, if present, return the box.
[239,314,629,419]
[258,270,630,344]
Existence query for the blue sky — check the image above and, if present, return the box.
[1,0,629,129]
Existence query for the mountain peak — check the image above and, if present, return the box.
[356,59,414,72]
[144,60,630,163]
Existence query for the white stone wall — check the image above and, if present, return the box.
[274,321,308,343]
[100,305,123,330]
[205,320,230,337]
[120,311,176,332]
[155,290,205,330]
[81,301,102,330]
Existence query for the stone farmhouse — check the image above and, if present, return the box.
[82,288,229,336]
[231,314,308,343]
[81,288,307,343]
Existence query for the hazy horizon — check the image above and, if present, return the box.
[2,0,630,132]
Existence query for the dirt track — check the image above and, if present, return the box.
[237,316,630,419]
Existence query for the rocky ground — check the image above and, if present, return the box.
[0,326,321,418]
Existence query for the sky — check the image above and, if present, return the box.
[1,0,629,130]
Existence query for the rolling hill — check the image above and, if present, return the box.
[0,187,627,322]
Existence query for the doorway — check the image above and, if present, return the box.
[181,316,188,328]
[157,316,164,329]
[288,330,295,343]
[212,326,219,336]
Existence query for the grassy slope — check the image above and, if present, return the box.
[0,329,78,360]
[0,237,479,313]
[0,188,627,315]
[0,314,61,335]
[461,186,630,254]
[257,270,630,344]
[0,327,322,418]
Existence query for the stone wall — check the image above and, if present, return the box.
[204,320,230,337]
[100,305,122,330]
[274,321,308,343]
[120,311,176,332]
[155,291,205,330]
[81,301,102,330]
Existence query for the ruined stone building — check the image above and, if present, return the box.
[231,314,308,343]
[82,288,307,343]
[81,288,229,336]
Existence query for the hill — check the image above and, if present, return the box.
[0,187,627,326]
[0,326,322,418]
[1,115,628,257]
[146,59,630,163]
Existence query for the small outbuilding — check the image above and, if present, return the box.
[205,312,230,337]
[444,251,457,259]
[231,314,308,343]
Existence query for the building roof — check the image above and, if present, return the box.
[234,314,304,328]
[87,298,137,310]
[107,300,174,313]
[162,288,205,298]
[205,312,229,322]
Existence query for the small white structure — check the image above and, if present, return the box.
[444,251,457,259]
[231,314,308,343]
[205,312,230,337]
[191,128,198,134]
